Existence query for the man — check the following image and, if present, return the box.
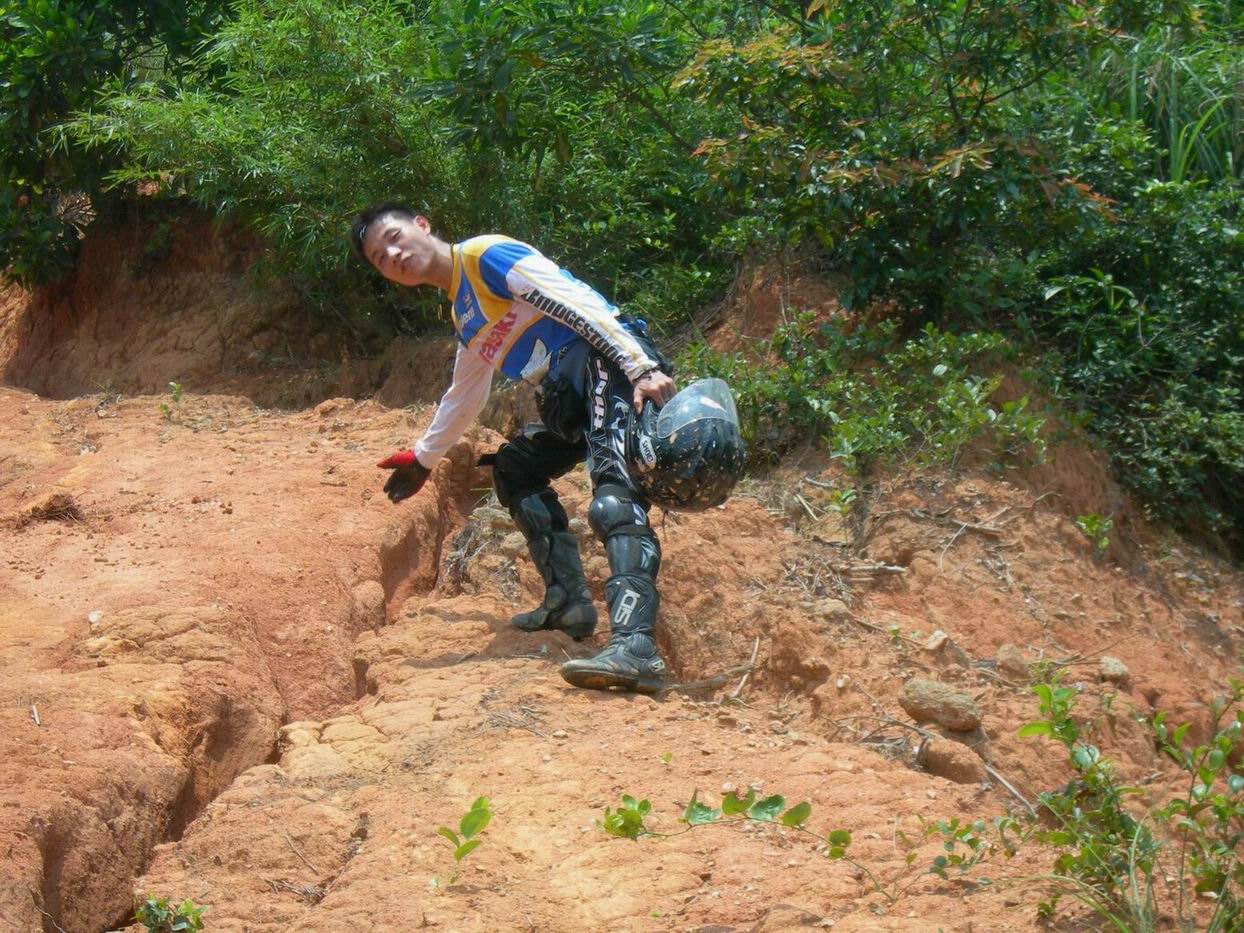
[351,204,676,693]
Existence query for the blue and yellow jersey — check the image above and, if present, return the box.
[413,235,659,467]
[450,235,654,383]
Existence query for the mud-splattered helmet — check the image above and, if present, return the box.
[629,378,746,511]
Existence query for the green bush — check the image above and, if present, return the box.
[1017,673,1244,930]
[64,0,728,335]
[134,896,205,933]
[0,0,228,284]
[681,318,1045,475]
[65,0,471,331]
[1033,181,1244,544]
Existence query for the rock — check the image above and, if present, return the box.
[472,506,513,533]
[997,643,1030,682]
[919,738,987,784]
[809,682,835,719]
[498,532,527,559]
[752,903,825,930]
[1099,655,1130,684]
[898,678,981,732]
[813,598,850,621]
[568,517,591,539]
[349,581,385,632]
[924,629,972,668]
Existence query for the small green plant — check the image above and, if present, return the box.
[1018,671,1244,930]
[1075,513,1113,555]
[601,788,1005,906]
[826,486,857,518]
[434,796,492,886]
[135,896,205,933]
[160,381,185,423]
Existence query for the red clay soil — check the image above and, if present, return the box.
[1,379,1241,932]
[0,214,457,411]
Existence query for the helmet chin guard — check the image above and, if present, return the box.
[629,378,746,511]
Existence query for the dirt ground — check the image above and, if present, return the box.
[1,219,1241,931]
[0,379,1240,933]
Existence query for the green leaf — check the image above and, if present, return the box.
[722,789,755,816]
[827,846,846,860]
[437,826,460,847]
[683,791,720,826]
[1017,721,1053,739]
[1227,774,1243,793]
[460,804,491,840]
[454,839,482,862]
[828,829,852,847]
[781,802,812,827]
[1038,830,1074,846]
[748,794,786,822]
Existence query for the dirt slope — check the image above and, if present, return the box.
[2,380,1241,933]
[0,213,459,410]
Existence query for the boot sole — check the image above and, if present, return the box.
[511,604,597,641]
[510,619,597,641]
[560,666,665,695]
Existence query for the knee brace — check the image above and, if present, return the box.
[588,485,661,633]
[588,484,661,580]
[587,484,649,542]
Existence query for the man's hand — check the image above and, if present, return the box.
[632,370,677,413]
[377,450,431,503]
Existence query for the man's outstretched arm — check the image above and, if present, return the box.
[377,344,492,502]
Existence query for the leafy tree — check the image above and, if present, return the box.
[0,0,228,283]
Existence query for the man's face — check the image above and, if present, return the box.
[361,212,435,287]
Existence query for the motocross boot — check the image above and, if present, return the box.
[561,485,667,693]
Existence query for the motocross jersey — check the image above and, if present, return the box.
[413,235,659,468]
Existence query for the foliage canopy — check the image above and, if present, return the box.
[2,0,1241,546]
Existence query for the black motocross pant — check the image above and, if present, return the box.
[492,321,670,641]
[491,321,670,510]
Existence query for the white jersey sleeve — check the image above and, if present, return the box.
[504,251,659,382]
[413,343,493,468]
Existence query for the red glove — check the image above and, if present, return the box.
[377,450,430,503]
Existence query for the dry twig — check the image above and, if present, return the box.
[984,764,1037,818]
[28,889,69,933]
[729,637,762,700]
[283,831,322,878]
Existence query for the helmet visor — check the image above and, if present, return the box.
[655,378,740,439]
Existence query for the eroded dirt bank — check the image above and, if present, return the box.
[2,385,1241,932]
[0,389,484,931]
[0,213,459,411]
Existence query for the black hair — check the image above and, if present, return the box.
[349,201,418,265]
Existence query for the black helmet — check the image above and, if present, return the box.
[628,378,747,511]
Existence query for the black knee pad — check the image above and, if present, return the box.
[511,489,569,540]
[589,484,661,579]
[492,442,525,510]
[587,484,649,542]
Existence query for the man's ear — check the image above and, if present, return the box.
[414,214,432,233]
